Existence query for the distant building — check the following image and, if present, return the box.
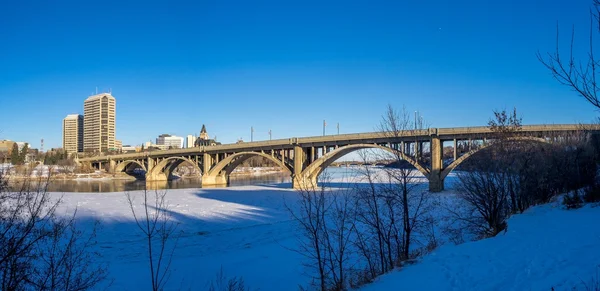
[16,142,27,151]
[0,140,15,153]
[63,114,83,154]
[144,141,168,151]
[121,145,137,153]
[156,134,184,149]
[84,93,116,153]
[186,135,196,148]
[115,140,123,152]
[194,125,221,147]
[0,140,15,163]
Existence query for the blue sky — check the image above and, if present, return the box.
[0,0,597,149]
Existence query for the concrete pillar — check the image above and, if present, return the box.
[291,145,315,189]
[147,157,155,173]
[415,142,420,160]
[429,136,444,192]
[453,139,458,161]
[311,146,315,163]
[109,160,116,174]
[293,145,304,176]
[203,153,212,174]
[201,174,228,187]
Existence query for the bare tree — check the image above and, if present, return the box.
[537,0,600,110]
[126,188,180,291]
[207,267,250,291]
[454,169,512,237]
[378,105,429,261]
[287,174,356,291]
[0,168,107,290]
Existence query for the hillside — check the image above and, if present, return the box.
[361,202,600,290]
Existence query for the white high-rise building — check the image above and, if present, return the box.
[63,114,83,154]
[156,134,184,149]
[83,93,116,153]
[186,135,196,148]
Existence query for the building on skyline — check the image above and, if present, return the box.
[62,114,83,154]
[156,134,184,149]
[194,124,221,147]
[83,93,116,153]
[115,140,122,152]
[0,140,15,163]
[186,134,196,148]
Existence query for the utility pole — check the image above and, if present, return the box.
[414,111,418,130]
[251,126,254,142]
[323,120,326,136]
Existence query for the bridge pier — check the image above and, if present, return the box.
[428,135,445,192]
[201,174,228,187]
[146,171,168,181]
[108,160,116,174]
[292,175,317,190]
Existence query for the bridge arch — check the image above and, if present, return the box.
[115,160,147,173]
[441,136,551,179]
[206,151,293,177]
[147,157,202,180]
[297,143,429,188]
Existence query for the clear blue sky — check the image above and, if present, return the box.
[0,0,597,149]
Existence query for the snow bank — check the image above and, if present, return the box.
[361,202,600,291]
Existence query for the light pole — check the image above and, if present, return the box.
[337,122,339,135]
[251,126,254,142]
[414,111,419,130]
[323,120,326,136]
[268,129,272,140]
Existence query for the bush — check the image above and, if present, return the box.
[583,182,600,203]
[563,191,584,210]
[0,171,107,290]
[207,268,250,291]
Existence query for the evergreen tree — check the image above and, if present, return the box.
[19,143,29,164]
[10,143,19,165]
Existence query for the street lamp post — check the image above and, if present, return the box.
[251,126,254,142]
[268,129,272,140]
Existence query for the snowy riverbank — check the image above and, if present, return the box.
[43,168,600,290]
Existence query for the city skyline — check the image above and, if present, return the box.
[1,0,599,149]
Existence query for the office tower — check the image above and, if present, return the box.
[83,93,116,152]
[63,114,83,154]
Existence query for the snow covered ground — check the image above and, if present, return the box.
[361,201,600,291]
[45,167,600,290]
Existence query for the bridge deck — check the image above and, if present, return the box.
[78,124,596,162]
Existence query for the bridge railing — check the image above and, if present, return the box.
[77,124,599,162]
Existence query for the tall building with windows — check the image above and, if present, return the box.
[156,134,184,149]
[186,135,196,148]
[63,114,83,154]
[83,93,116,153]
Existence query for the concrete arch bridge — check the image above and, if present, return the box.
[77,124,597,192]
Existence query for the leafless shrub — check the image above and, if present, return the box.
[126,188,181,291]
[287,173,356,291]
[0,169,107,290]
[207,267,250,291]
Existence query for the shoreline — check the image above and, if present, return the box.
[5,167,286,181]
